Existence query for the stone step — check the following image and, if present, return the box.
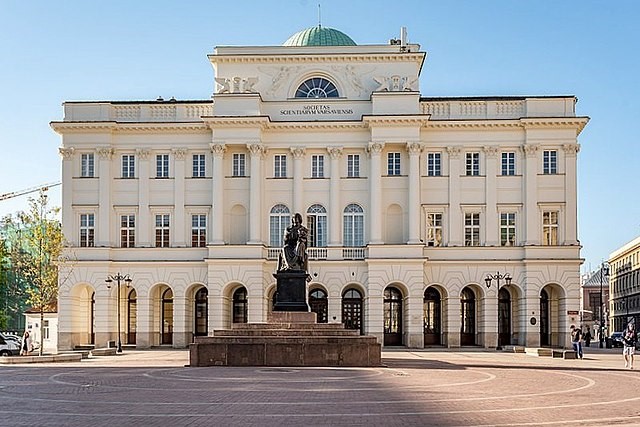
[216,329,360,337]
[503,345,526,353]
[525,347,553,357]
[91,348,117,356]
[74,345,95,351]
[196,335,378,345]
[231,323,348,330]
[0,354,83,364]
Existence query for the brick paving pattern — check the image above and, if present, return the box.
[1,348,639,426]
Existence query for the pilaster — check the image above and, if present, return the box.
[563,143,580,245]
[96,147,113,247]
[210,143,226,245]
[407,142,423,244]
[291,146,306,215]
[483,146,499,246]
[367,142,384,244]
[327,146,343,246]
[446,146,462,246]
[522,144,540,245]
[136,149,151,247]
[247,143,266,244]
[172,148,187,247]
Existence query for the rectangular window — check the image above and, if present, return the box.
[274,155,287,178]
[427,152,441,177]
[155,214,170,247]
[191,214,207,248]
[311,155,324,178]
[465,152,480,176]
[501,152,515,176]
[543,150,557,174]
[120,214,135,248]
[232,153,246,177]
[464,213,480,246]
[347,154,360,178]
[426,213,443,247]
[122,155,135,178]
[192,154,205,178]
[542,211,558,245]
[387,152,401,176]
[43,320,50,340]
[500,212,516,246]
[79,213,95,247]
[81,153,94,177]
[156,154,169,178]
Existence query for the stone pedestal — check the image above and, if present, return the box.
[273,270,309,312]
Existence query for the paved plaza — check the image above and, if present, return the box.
[0,347,639,426]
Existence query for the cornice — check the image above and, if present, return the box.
[50,121,117,134]
[265,121,366,130]
[209,53,425,65]
[50,121,208,134]
[363,115,430,127]
[423,117,589,135]
[202,116,270,129]
[521,117,590,135]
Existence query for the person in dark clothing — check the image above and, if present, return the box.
[583,327,592,347]
[570,325,583,359]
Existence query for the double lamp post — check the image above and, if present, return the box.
[485,271,512,350]
[105,273,132,353]
[599,262,609,349]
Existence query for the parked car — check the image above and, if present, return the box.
[610,332,624,348]
[0,335,20,356]
[0,333,21,346]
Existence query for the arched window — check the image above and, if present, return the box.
[127,289,137,345]
[295,77,339,98]
[309,289,328,323]
[342,288,363,334]
[233,287,248,324]
[343,204,364,247]
[307,204,327,247]
[162,288,173,345]
[194,287,208,336]
[269,204,290,247]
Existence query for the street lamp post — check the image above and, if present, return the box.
[105,273,132,353]
[485,271,512,350]
[599,262,609,349]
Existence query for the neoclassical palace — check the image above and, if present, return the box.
[51,26,588,351]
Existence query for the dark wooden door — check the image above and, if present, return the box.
[424,287,441,345]
[384,287,403,346]
[460,287,476,346]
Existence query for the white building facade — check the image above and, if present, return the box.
[52,26,588,351]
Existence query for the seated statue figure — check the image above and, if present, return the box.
[277,212,309,274]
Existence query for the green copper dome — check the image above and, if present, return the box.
[283,26,356,47]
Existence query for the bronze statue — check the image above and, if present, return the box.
[277,212,309,274]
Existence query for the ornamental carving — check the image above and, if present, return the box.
[331,65,368,96]
[58,147,75,160]
[446,146,461,159]
[258,66,301,96]
[96,147,114,160]
[209,143,226,157]
[521,144,539,157]
[373,75,418,92]
[290,146,306,159]
[215,76,259,94]
[562,143,580,156]
[327,146,343,159]
[406,142,423,155]
[483,146,499,158]
[246,143,266,158]
[171,148,188,160]
[136,148,151,159]
[367,142,385,155]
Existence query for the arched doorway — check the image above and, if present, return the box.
[384,287,403,346]
[540,289,550,346]
[498,287,512,347]
[424,287,441,345]
[127,289,137,345]
[460,287,476,346]
[161,288,173,345]
[194,287,208,336]
[309,289,328,323]
[233,287,248,323]
[342,288,363,334]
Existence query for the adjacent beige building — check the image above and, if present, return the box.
[609,236,640,333]
[51,26,588,351]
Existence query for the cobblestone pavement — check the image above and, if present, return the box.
[1,347,639,426]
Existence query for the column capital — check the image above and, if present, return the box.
[135,148,151,160]
[290,146,306,159]
[483,145,499,158]
[171,148,188,160]
[96,146,114,160]
[446,146,461,159]
[247,143,267,158]
[58,147,75,160]
[367,141,385,156]
[327,146,344,159]
[406,141,423,156]
[209,143,226,157]
[562,143,580,156]
[521,144,539,157]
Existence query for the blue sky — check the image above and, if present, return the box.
[0,0,638,273]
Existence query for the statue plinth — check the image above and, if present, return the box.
[273,270,309,312]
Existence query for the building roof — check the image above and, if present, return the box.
[283,26,356,47]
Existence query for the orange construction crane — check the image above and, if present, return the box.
[0,182,61,201]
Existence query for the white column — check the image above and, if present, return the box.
[446,147,462,246]
[522,144,540,245]
[484,146,499,246]
[247,143,266,244]
[210,143,226,245]
[368,142,384,244]
[563,143,580,245]
[291,146,306,215]
[407,142,423,244]
[327,147,343,246]
[58,148,75,243]
[172,149,187,247]
[136,149,151,247]
[96,147,114,247]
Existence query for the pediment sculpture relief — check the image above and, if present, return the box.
[215,76,259,94]
[373,75,419,92]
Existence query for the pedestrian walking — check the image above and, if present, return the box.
[570,325,583,359]
[20,331,32,356]
[622,320,637,369]
[584,327,592,347]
